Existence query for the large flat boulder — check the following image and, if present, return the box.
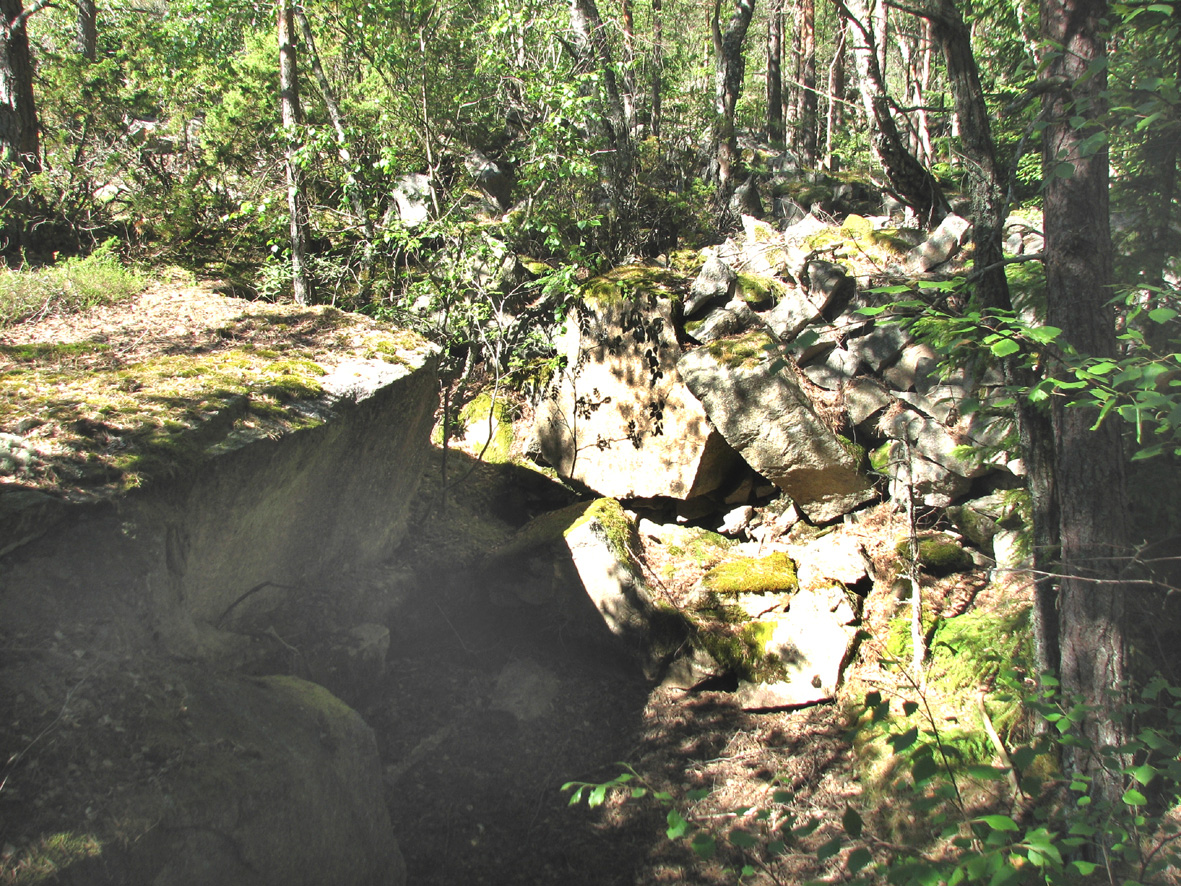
[678,331,876,522]
[535,281,737,500]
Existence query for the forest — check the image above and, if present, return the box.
[1,0,1180,882]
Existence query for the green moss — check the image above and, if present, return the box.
[665,527,735,568]
[486,497,634,564]
[691,616,788,683]
[0,341,112,363]
[838,435,868,467]
[705,330,773,370]
[734,273,785,309]
[581,265,688,306]
[667,249,704,274]
[895,534,974,575]
[702,552,798,595]
[568,497,634,562]
[1,301,425,497]
[841,214,875,238]
[5,831,104,883]
[869,441,894,474]
[455,390,515,463]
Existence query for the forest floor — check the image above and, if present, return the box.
[369,444,1023,886]
[1,283,1027,885]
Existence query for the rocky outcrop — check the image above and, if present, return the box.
[484,498,684,676]
[678,331,875,522]
[0,292,440,885]
[534,278,737,500]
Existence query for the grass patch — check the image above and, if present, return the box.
[0,241,145,328]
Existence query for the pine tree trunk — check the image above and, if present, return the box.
[651,0,663,137]
[0,0,40,173]
[824,11,846,170]
[840,0,947,223]
[712,0,756,197]
[797,0,817,164]
[767,0,784,144]
[1042,0,1130,815]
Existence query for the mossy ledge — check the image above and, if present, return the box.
[0,289,434,500]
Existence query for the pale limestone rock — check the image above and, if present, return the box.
[905,213,972,272]
[535,291,737,500]
[678,331,876,522]
[734,585,861,710]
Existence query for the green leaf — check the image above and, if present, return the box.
[1071,860,1100,876]
[978,814,1020,832]
[1127,763,1157,786]
[847,847,874,872]
[729,827,758,848]
[888,726,920,752]
[1149,307,1178,324]
[817,836,843,862]
[666,809,689,840]
[588,784,608,808]
[842,806,864,838]
[690,832,716,859]
[990,338,1021,358]
[1122,787,1148,806]
[686,788,710,802]
[1054,160,1076,179]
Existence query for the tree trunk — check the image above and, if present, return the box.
[569,0,633,208]
[767,0,784,144]
[294,7,373,243]
[839,0,948,224]
[0,0,40,174]
[796,0,817,164]
[712,0,757,197]
[76,0,96,60]
[1041,0,1130,813]
[921,0,1061,684]
[824,10,847,170]
[651,0,663,137]
[620,0,639,136]
[278,0,311,305]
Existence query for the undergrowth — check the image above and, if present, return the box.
[0,241,144,328]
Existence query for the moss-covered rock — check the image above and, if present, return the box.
[704,329,774,371]
[734,273,785,310]
[701,551,799,595]
[580,265,688,306]
[895,533,974,575]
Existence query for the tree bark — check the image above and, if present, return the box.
[919,0,1061,684]
[0,0,40,174]
[569,0,633,207]
[76,0,96,60]
[278,0,311,305]
[294,7,373,244]
[839,0,948,224]
[767,0,785,144]
[824,10,847,170]
[1041,0,1129,812]
[651,0,663,137]
[796,0,817,164]
[712,0,756,196]
[620,0,639,136]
